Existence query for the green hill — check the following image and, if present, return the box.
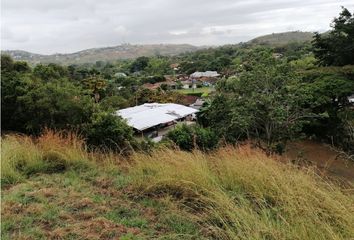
[248,31,314,46]
[2,44,200,65]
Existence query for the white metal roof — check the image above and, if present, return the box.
[190,71,220,78]
[116,103,198,131]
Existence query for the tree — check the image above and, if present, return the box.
[199,51,313,153]
[166,124,219,151]
[312,7,354,66]
[33,63,68,80]
[85,112,134,153]
[145,57,171,75]
[130,56,150,73]
[82,74,107,103]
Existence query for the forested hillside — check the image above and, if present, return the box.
[2,44,200,65]
[3,31,316,65]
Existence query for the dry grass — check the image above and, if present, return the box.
[1,130,93,185]
[129,146,354,240]
[1,132,354,239]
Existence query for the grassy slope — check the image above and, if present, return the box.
[1,132,354,240]
[248,31,314,46]
[175,87,213,95]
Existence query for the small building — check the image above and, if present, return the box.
[190,71,220,78]
[189,98,205,110]
[181,80,193,89]
[116,103,198,141]
[189,71,220,86]
[114,72,127,78]
[349,94,354,103]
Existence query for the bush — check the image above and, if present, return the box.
[166,124,218,151]
[85,112,135,153]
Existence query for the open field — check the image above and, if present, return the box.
[175,87,214,96]
[1,131,354,239]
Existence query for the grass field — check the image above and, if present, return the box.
[1,131,354,239]
[175,87,214,95]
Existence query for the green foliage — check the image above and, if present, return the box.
[1,63,95,133]
[312,7,354,66]
[145,57,172,75]
[82,74,108,102]
[33,63,68,80]
[85,112,135,153]
[130,56,150,72]
[99,95,131,111]
[199,50,312,153]
[141,75,165,84]
[166,124,218,151]
[301,70,354,151]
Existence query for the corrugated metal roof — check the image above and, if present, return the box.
[190,71,220,78]
[116,103,198,131]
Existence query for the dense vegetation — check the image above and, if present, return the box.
[2,7,354,155]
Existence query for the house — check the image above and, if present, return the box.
[143,81,177,90]
[116,103,198,141]
[181,80,193,89]
[190,71,220,78]
[272,53,283,59]
[170,63,180,71]
[114,72,127,78]
[189,98,205,110]
[190,71,220,85]
[349,95,354,103]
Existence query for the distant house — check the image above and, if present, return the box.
[189,71,220,85]
[114,72,127,78]
[143,81,177,90]
[181,80,193,89]
[116,103,198,141]
[190,71,220,78]
[189,98,205,110]
[348,95,354,103]
[272,53,283,59]
[170,63,180,71]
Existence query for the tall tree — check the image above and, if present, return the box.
[199,51,313,153]
[312,7,354,66]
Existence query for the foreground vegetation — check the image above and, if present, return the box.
[2,132,353,239]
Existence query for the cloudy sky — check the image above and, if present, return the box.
[1,0,353,54]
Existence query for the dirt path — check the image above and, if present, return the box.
[284,140,354,183]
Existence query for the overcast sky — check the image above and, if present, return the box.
[1,0,353,54]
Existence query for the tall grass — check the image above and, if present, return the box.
[1,132,353,239]
[1,130,92,185]
[129,146,354,240]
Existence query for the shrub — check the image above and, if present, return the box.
[85,112,135,153]
[166,124,218,151]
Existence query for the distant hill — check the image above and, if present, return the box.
[2,44,200,65]
[247,31,314,46]
[2,31,316,65]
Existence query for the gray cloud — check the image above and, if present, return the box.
[1,0,353,54]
